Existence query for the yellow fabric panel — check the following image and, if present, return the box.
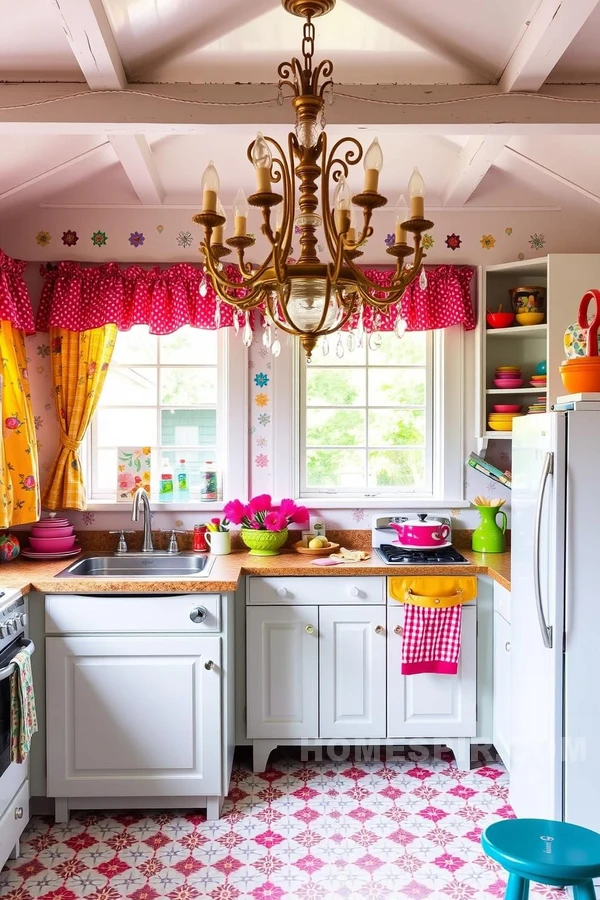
[389,576,477,608]
[0,320,40,526]
[43,325,117,511]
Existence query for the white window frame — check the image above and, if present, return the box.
[84,328,248,511]
[272,326,466,509]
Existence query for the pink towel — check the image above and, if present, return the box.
[401,604,462,675]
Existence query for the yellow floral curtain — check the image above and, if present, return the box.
[43,325,116,511]
[0,320,40,527]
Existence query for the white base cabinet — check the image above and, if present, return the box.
[493,583,511,769]
[246,577,478,773]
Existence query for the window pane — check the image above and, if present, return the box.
[368,331,427,366]
[306,449,365,488]
[160,368,218,405]
[112,328,157,364]
[96,408,157,446]
[306,368,365,407]
[160,330,218,365]
[309,340,366,367]
[368,449,426,488]
[100,367,157,407]
[160,409,217,446]
[368,368,426,407]
[306,409,365,447]
[368,409,426,447]
[96,448,118,493]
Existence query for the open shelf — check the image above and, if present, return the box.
[487,387,547,394]
[486,324,548,337]
[484,431,512,439]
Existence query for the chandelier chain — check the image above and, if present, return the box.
[302,18,316,73]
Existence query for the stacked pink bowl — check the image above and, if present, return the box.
[22,516,81,560]
[493,365,524,389]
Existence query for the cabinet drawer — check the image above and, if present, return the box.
[0,779,29,869]
[248,577,385,606]
[45,593,220,634]
[493,582,511,624]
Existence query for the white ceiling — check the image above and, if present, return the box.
[1,0,600,222]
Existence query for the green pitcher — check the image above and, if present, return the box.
[472,505,507,553]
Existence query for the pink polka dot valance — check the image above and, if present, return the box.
[35,260,475,334]
[0,249,35,334]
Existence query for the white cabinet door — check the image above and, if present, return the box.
[319,606,387,739]
[46,635,221,797]
[246,606,318,739]
[493,611,511,769]
[387,605,477,737]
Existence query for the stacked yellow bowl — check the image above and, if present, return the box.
[488,411,524,432]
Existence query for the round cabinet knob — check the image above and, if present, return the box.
[19,613,26,627]
[189,607,207,624]
[204,660,215,670]
[277,587,287,597]
[305,625,315,634]
[14,807,23,819]
[349,587,360,598]
[505,641,511,652]
[375,625,385,635]
[394,625,404,636]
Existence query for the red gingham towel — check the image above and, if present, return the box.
[401,604,462,675]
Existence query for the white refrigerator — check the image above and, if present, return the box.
[511,409,600,835]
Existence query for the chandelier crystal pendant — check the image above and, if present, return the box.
[194,0,434,360]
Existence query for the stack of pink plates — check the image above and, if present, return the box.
[21,516,82,560]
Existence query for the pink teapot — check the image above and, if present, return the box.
[389,514,450,549]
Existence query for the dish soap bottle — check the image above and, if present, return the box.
[158,459,174,502]
[200,460,218,502]
[177,459,189,502]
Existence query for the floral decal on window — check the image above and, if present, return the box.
[258,413,271,426]
[255,454,269,468]
[36,231,51,248]
[255,393,269,407]
[91,230,108,248]
[254,372,269,387]
[480,234,496,250]
[61,230,79,247]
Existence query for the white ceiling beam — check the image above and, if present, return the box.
[3,84,600,133]
[54,0,165,205]
[499,0,600,92]
[107,134,164,205]
[0,142,109,202]
[54,0,127,90]
[442,136,508,206]
[505,146,600,206]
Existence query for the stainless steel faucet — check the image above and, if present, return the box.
[132,488,154,552]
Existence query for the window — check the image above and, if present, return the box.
[89,326,246,504]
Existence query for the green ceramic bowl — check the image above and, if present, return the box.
[241,528,289,556]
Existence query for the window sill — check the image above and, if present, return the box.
[85,501,224,513]
[297,498,471,510]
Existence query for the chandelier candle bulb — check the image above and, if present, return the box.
[333,176,351,233]
[395,194,409,244]
[252,132,273,192]
[409,166,426,218]
[233,188,249,236]
[363,138,384,192]
[214,201,226,244]
[201,160,220,213]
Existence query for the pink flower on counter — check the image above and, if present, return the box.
[264,511,287,532]
[249,494,272,515]
[223,499,251,526]
[278,497,309,524]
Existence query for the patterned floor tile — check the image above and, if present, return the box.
[0,750,559,899]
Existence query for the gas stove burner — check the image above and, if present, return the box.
[376,544,469,565]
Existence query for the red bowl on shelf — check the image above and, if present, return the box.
[493,404,522,413]
[493,378,524,388]
[487,312,515,329]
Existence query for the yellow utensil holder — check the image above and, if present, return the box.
[389,576,477,609]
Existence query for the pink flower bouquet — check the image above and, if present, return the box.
[223,495,309,556]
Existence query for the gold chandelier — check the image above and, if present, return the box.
[194,0,433,360]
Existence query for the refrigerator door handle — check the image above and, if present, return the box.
[534,451,553,649]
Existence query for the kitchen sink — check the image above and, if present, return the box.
[57,552,215,579]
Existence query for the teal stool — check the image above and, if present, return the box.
[482,819,600,900]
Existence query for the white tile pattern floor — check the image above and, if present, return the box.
[0,750,568,899]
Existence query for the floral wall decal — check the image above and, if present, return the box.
[505,227,513,236]
[61,230,79,246]
[480,234,496,250]
[156,225,164,233]
[176,230,192,248]
[352,509,366,523]
[35,231,51,247]
[91,230,107,248]
[37,344,50,358]
[529,233,545,250]
[258,413,271,426]
[255,393,269,407]
[128,231,145,247]
[254,372,269,387]
[384,233,395,248]
[445,233,461,251]
[517,252,525,261]
[422,233,434,250]
[255,453,269,468]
